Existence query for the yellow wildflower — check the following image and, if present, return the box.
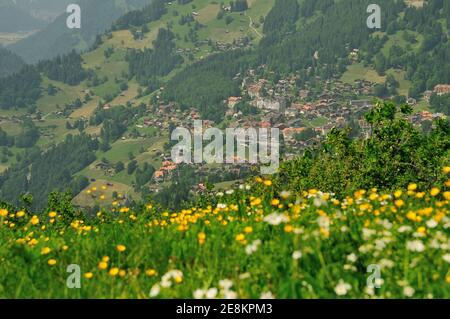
[271,199,280,206]
[47,259,57,266]
[263,180,272,186]
[16,211,25,218]
[284,225,293,233]
[394,190,402,198]
[146,269,157,277]
[30,215,39,225]
[417,227,426,235]
[109,268,119,276]
[84,272,93,279]
[116,245,126,252]
[430,188,440,197]
[98,261,108,270]
[394,199,404,207]
[174,276,183,284]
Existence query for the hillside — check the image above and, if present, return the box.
[0,4,46,32]
[0,0,72,22]
[0,0,448,211]
[1,169,449,298]
[0,47,25,77]
[8,0,153,63]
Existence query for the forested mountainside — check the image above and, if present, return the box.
[0,47,25,77]
[8,0,153,63]
[0,3,46,32]
[0,0,72,22]
[0,0,448,211]
[164,0,449,121]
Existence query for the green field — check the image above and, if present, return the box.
[72,179,138,207]
[1,176,449,298]
[341,63,412,97]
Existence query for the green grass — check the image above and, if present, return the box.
[341,63,385,84]
[37,77,85,115]
[0,178,449,298]
[380,31,423,57]
[72,179,138,207]
[309,117,328,127]
[386,69,411,97]
[75,135,166,188]
[341,63,412,97]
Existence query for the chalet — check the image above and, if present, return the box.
[255,97,286,112]
[228,96,242,108]
[434,84,450,96]
[282,127,306,142]
[259,121,271,128]
[406,97,417,106]
[154,170,164,182]
[248,84,262,98]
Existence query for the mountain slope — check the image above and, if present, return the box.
[0,0,448,210]
[8,0,153,63]
[0,47,25,77]
[0,4,47,32]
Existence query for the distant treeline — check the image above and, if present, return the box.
[0,134,97,210]
[114,0,169,29]
[126,28,183,86]
[0,50,87,110]
[0,47,25,78]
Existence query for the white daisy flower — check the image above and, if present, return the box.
[334,280,352,296]
[206,288,218,299]
[403,286,415,297]
[260,291,275,299]
[406,240,425,252]
[223,290,237,299]
[149,284,160,297]
[263,212,289,225]
[292,251,302,260]
[426,219,438,228]
[219,279,233,290]
[346,253,358,263]
[193,289,205,299]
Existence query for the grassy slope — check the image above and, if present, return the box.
[0,175,449,298]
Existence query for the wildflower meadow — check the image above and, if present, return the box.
[1,168,449,298]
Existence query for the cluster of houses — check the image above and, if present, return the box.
[153,160,178,183]
[220,70,380,149]
[112,66,449,192]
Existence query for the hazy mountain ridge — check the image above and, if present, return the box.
[0,3,47,32]
[0,46,25,77]
[8,0,153,63]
